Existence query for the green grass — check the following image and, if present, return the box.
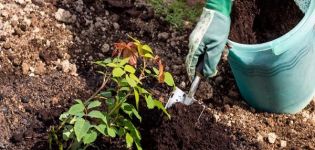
[148,0,203,29]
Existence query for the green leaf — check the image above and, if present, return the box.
[68,103,85,115]
[134,88,139,109]
[87,100,101,109]
[121,103,142,121]
[126,133,134,148]
[103,58,112,64]
[87,110,108,125]
[145,95,155,109]
[122,119,141,140]
[120,87,130,92]
[93,124,107,135]
[106,98,115,107]
[69,116,77,124]
[62,125,74,141]
[132,107,142,121]
[59,113,69,121]
[107,63,117,67]
[129,35,141,44]
[136,44,144,55]
[83,130,98,144]
[94,61,104,66]
[137,87,149,94]
[164,72,175,86]
[75,99,84,105]
[152,67,159,75]
[113,58,120,63]
[74,118,91,142]
[119,58,130,66]
[121,103,133,118]
[124,65,136,73]
[99,91,112,98]
[130,74,140,83]
[145,69,151,74]
[117,128,126,137]
[135,141,143,150]
[119,78,129,87]
[112,68,125,77]
[107,127,116,138]
[126,75,137,87]
[154,100,171,119]
[142,44,153,54]
[144,53,153,58]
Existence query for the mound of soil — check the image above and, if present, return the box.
[229,0,304,44]
[140,103,261,150]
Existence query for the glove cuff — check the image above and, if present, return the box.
[205,0,232,17]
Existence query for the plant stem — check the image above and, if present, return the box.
[87,73,110,102]
[139,59,147,80]
[108,93,131,116]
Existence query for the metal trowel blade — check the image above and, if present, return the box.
[165,87,195,109]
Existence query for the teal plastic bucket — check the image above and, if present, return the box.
[228,0,315,113]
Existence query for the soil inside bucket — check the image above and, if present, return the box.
[229,0,304,44]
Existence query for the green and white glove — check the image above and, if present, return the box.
[186,0,232,81]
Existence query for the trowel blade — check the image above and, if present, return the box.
[165,87,195,109]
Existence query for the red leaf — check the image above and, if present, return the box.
[113,41,138,66]
[154,56,164,83]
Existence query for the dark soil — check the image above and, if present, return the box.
[141,104,262,150]
[229,0,304,44]
[1,0,315,150]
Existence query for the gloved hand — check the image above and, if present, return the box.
[186,0,232,80]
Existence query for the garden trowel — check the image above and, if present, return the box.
[165,63,203,109]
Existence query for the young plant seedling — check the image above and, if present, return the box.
[50,36,175,150]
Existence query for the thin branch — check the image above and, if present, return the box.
[139,59,147,80]
[87,72,110,102]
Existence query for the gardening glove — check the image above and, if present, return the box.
[186,0,232,81]
[294,0,311,13]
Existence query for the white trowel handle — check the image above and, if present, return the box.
[187,62,203,98]
[187,75,201,98]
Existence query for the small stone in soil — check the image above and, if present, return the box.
[34,61,46,75]
[0,142,5,149]
[21,96,30,103]
[0,95,3,102]
[215,76,223,84]
[55,8,76,23]
[223,104,230,112]
[267,132,277,144]
[3,42,11,49]
[15,0,26,6]
[179,81,186,89]
[280,140,287,147]
[21,62,30,75]
[158,32,169,40]
[101,43,110,53]
[213,114,220,122]
[113,22,120,30]
[1,107,8,114]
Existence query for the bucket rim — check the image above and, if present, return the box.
[228,0,315,52]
